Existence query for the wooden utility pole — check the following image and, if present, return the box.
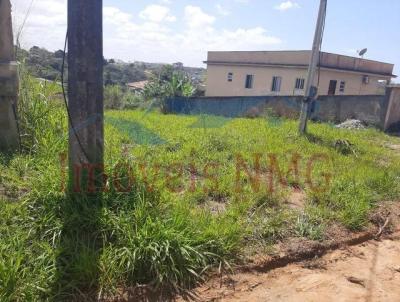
[298,0,327,134]
[68,1,104,192]
[0,0,19,151]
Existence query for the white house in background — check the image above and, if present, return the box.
[204,50,396,97]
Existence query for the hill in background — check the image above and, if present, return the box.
[17,46,206,87]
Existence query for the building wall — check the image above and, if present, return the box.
[205,64,390,97]
[166,94,392,129]
[207,50,311,66]
[384,86,400,130]
[317,70,388,95]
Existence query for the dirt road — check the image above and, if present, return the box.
[188,234,400,302]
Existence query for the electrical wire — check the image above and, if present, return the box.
[61,30,90,162]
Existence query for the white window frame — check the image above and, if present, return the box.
[245,74,254,89]
[339,80,346,94]
[295,78,305,90]
[227,72,233,82]
[271,76,282,92]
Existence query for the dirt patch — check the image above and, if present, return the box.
[242,230,377,274]
[200,199,227,216]
[113,202,400,301]
[285,188,305,210]
[387,144,400,151]
[174,201,400,301]
[180,232,400,301]
[0,183,27,202]
[244,201,400,271]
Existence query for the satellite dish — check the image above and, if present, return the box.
[358,48,368,57]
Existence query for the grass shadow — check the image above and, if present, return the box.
[0,151,18,166]
[106,116,165,146]
[305,132,358,156]
[304,132,332,148]
[50,194,103,301]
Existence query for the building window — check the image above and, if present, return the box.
[339,81,346,93]
[245,75,254,89]
[328,80,337,95]
[271,76,282,92]
[295,78,305,90]
[227,72,233,82]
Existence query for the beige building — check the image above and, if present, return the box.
[205,51,396,97]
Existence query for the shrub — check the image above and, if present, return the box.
[104,85,147,110]
[104,85,125,109]
[143,66,196,112]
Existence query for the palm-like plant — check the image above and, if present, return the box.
[142,66,196,112]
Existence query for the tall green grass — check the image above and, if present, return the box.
[17,61,66,155]
[0,70,240,301]
[1,68,400,300]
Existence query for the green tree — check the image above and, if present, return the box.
[143,65,196,112]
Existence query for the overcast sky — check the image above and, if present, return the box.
[10,0,400,81]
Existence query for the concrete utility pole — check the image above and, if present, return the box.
[68,0,104,192]
[298,0,328,134]
[0,0,19,151]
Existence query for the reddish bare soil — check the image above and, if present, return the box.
[119,202,400,302]
[183,233,400,302]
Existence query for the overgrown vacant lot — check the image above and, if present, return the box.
[1,88,400,300]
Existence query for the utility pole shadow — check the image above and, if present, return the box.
[50,194,103,301]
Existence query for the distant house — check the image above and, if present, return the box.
[204,50,396,97]
[126,80,148,93]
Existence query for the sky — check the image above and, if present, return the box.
[10,0,400,81]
